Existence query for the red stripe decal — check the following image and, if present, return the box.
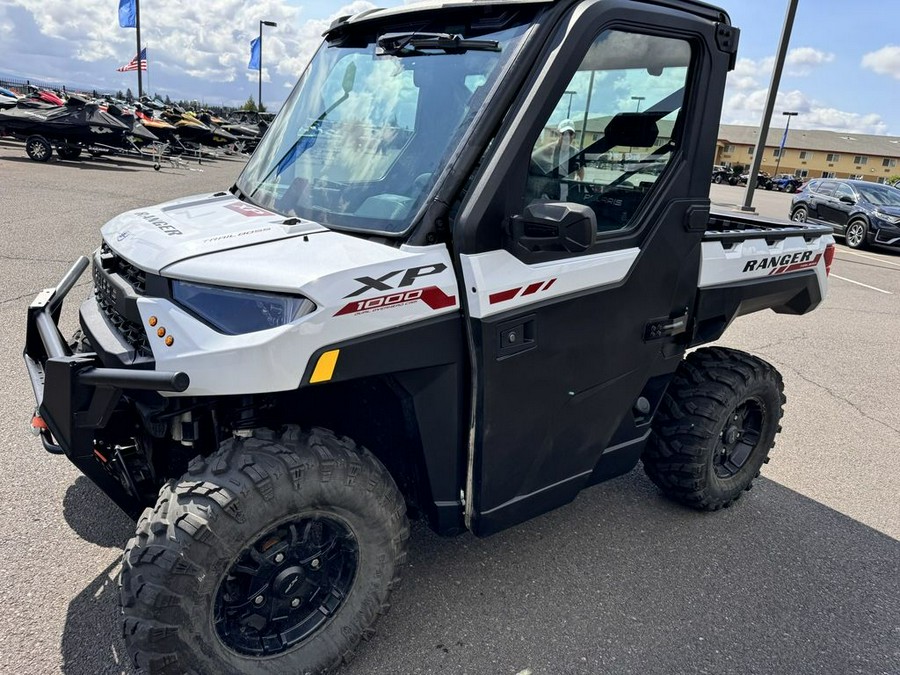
[335,286,456,316]
[489,288,521,304]
[769,254,822,276]
[522,282,543,296]
[420,287,457,310]
[542,278,557,291]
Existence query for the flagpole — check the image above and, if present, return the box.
[135,0,143,98]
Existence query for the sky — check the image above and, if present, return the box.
[0,0,898,135]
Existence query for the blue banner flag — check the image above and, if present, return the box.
[779,126,788,152]
[118,0,136,28]
[248,37,261,70]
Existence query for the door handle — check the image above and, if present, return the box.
[497,316,536,358]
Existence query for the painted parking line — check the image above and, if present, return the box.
[836,249,900,269]
[830,274,893,295]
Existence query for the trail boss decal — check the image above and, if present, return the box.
[743,251,821,276]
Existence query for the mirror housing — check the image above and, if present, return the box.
[509,202,596,255]
[839,195,855,205]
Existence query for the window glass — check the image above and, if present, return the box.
[818,180,837,196]
[834,184,855,201]
[525,30,691,234]
[235,17,532,235]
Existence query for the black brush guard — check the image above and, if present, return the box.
[23,256,189,517]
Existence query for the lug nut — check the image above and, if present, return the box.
[310,559,320,569]
[291,598,300,608]
[254,595,265,606]
[274,553,285,564]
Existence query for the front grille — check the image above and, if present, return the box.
[95,291,152,357]
[95,243,152,357]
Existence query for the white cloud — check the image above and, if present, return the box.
[785,47,834,76]
[6,0,376,104]
[721,86,888,135]
[862,45,900,80]
[0,4,12,38]
[721,48,887,135]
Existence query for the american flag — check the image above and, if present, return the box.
[116,48,147,72]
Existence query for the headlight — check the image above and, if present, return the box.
[873,211,900,224]
[172,281,315,334]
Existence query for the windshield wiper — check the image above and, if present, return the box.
[377,32,500,56]
[249,63,357,198]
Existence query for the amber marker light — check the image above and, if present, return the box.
[165,336,174,346]
[148,316,158,327]
[157,327,166,337]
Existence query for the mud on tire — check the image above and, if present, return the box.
[642,347,785,510]
[119,426,409,674]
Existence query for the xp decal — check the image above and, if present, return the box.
[344,264,449,298]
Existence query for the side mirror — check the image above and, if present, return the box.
[509,202,596,254]
[839,195,855,204]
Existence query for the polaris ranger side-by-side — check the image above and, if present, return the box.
[24,1,835,672]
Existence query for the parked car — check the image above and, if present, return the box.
[737,170,772,190]
[771,173,803,193]
[711,165,740,185]
[790,178,900,249]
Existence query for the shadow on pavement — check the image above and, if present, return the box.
[0,155,144,173]
[63,476,135,548]
[60,470,899,675]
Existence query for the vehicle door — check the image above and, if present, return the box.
[830,182,857,232]
[810,180,838,224]
[453,1,729,535]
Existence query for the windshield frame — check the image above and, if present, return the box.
[234,7,541,239]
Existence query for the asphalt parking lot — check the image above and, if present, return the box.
[0,143,897,675]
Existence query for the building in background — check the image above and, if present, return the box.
[715,125,900,183]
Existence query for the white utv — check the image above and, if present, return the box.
[24,1,835,672]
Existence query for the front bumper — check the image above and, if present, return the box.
[872,222,900,247]
[23,256,189,516]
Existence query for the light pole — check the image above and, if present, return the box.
[259,20,277,112]
[772,110,798,177]
[631,95,645,112]
[563,90,577,119]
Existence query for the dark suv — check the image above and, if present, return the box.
[790,178,900,249]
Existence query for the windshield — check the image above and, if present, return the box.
[236,10,534,235]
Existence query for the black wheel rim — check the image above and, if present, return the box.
[214,515,358,656]
[715,399,763,478]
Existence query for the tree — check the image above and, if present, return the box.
[125,87,134,102]
[242,96,258,111]
[164,94,172,105]
[116,90,124,100]
[258,102,267,113]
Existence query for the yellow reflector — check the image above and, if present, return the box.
[310,349,340,383]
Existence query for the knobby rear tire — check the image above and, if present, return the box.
[119,426,409,675]
[642,347,785,510]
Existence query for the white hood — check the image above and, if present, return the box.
[101,192,326,273]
